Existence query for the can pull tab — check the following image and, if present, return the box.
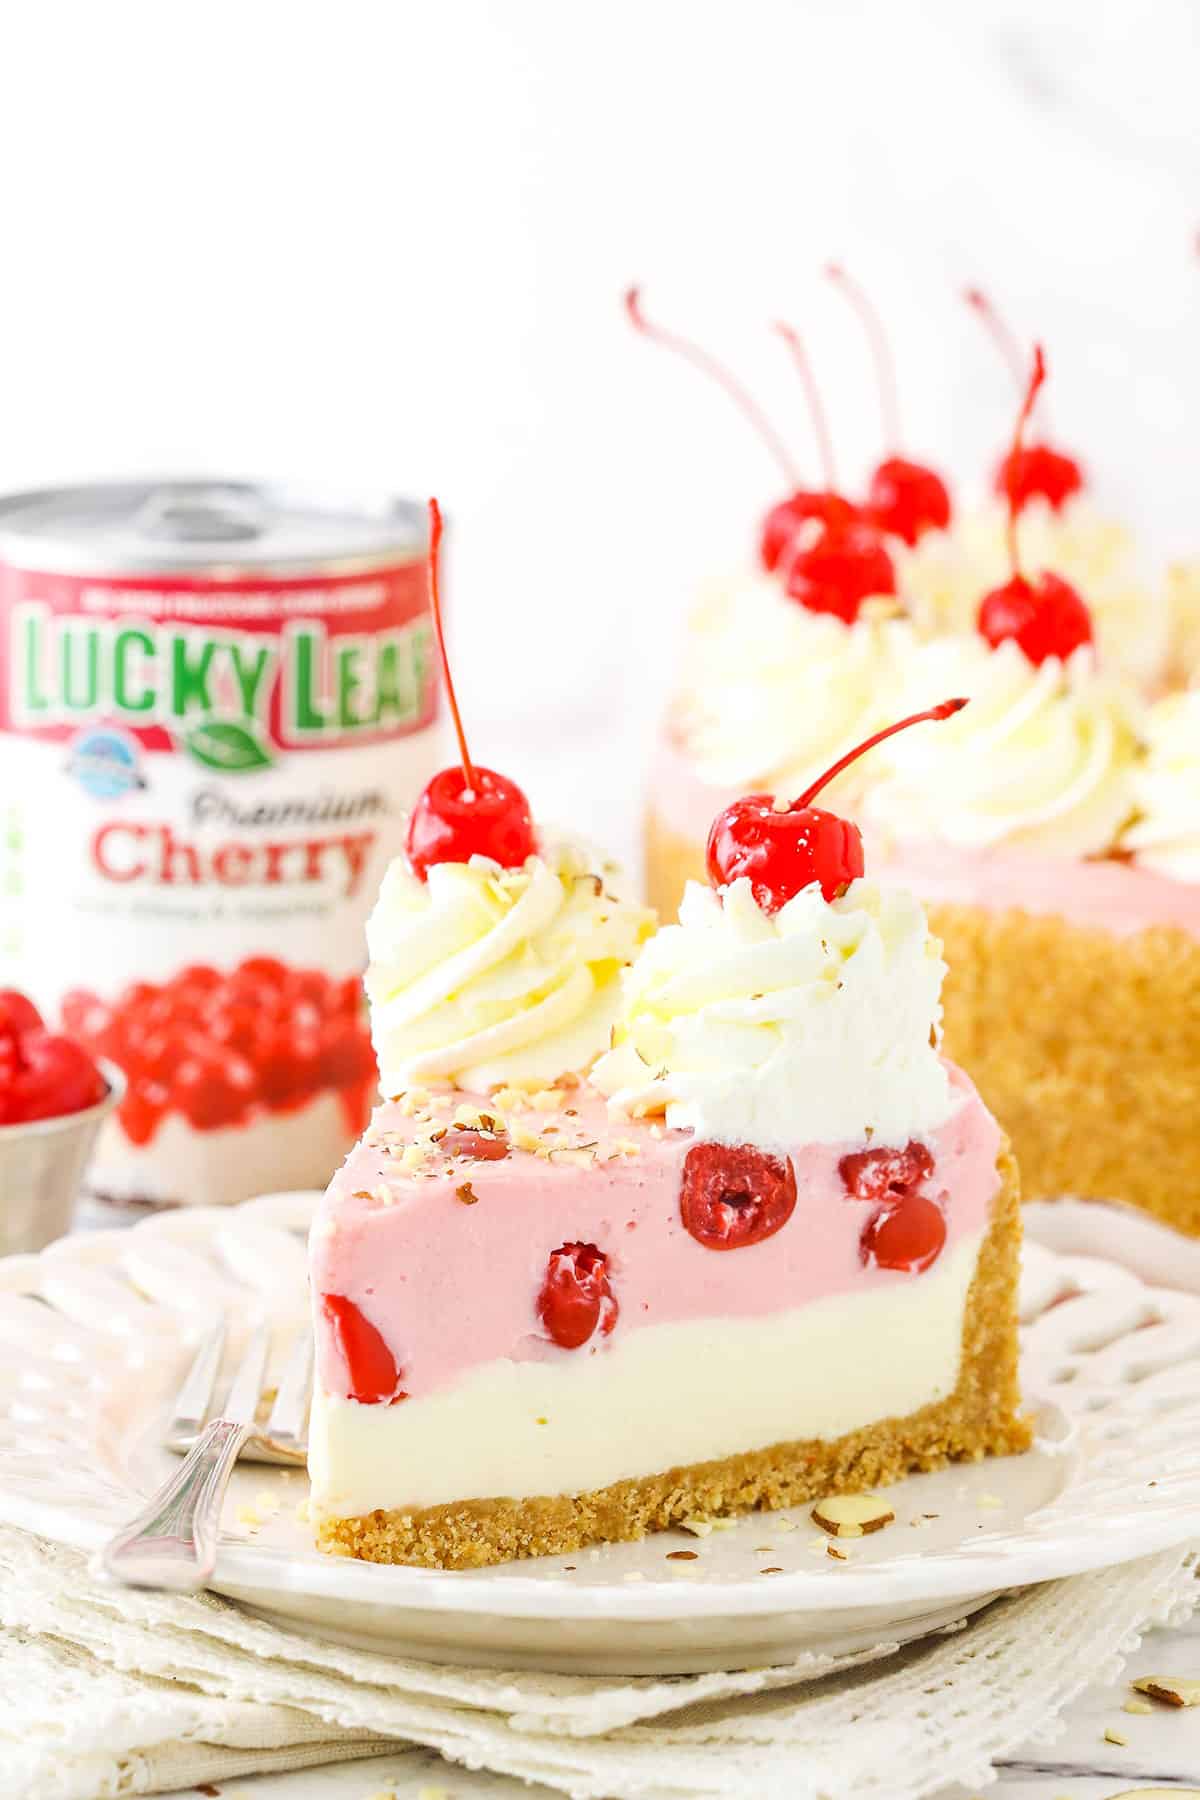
[134,484,266,545]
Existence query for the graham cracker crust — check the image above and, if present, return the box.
[317,1147,1027,1569]
[644,806,1200,1237]
[930,901,1200,1235]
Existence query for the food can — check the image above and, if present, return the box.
[0,480,441,1206]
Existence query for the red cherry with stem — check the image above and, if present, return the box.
[537,1243,618,1348]
[977,346,1094,667]
[979,571,1094,666]
[965,288,1085,513]
[860,1192,946,1273]
[706,698,968,911]
[321,1294,405,1404]
[865,458,951,548]
[839,1140,934,1205]
[760,322,860,569]
[824,264,951,545]
[679,1142,798,1250]
[760,490,857,571]
[405,499,536,878]
[782,519,897,623]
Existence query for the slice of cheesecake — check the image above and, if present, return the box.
[308,1063,1024,1569]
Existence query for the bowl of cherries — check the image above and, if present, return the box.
[0,988,121,1255]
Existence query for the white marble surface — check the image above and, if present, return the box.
[152,1609,1200,1800]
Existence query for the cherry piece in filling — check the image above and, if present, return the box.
[706,699,967,912]
[976,346,1094,666]
[825,264,951,546]
[965,287,1085,515]
[322,1294,406,1404]
[679,1141,797,1250]
[860,1192,946,1273]
[538,1242,619,1348]
[839,1140,934,1204]
[762,320,860,569]
[405,498,536,878]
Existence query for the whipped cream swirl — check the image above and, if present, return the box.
[592,876,953,1150]
[896,500,1171,689]
[366,837,654,1094]
[864,636,1142,859]
[1122,691,1200,882]
[673,572,914,802]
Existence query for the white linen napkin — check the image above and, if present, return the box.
[0,1525,1194,1800]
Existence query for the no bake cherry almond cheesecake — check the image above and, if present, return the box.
[308,566,1028,1568]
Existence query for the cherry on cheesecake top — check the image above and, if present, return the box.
[405,498,537,879]
[625,285,892,621]
[965,287,1086,515]
[825,263,952,547]
[705,699,967,913]
[976,347,1095,667]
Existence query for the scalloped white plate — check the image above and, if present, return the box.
[1,1192,1199,1673]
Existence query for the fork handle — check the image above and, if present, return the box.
[97,1417,251,1591]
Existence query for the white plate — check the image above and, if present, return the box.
[1,1192,1198,1674]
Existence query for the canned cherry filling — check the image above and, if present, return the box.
[0,482,443,1207]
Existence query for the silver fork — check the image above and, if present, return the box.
[98,1317,311,1591]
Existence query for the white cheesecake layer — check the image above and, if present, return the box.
[309,1228,983,1518]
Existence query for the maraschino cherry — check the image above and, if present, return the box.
[779,517,897,622]
[770,317,896,618]
[321,1294,406,1405]
[538,1242,619,1349]
[706,699,967,912]
[405,499,537,878]
[977,347,1094,666]
[965,287,1085,514]
[825,264,952,546]
[623,286,855,572]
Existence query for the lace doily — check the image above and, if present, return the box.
[0,1524,1194,1800]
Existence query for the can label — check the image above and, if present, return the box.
[0,558,440,1205]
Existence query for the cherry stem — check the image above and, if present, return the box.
[963,287,1027,389]
[625,286,799,486]
[825,263,900,451]
[772,322,837,490]
[426,498,476,789]
[1004,345,1047,575]
[793,698,969,809]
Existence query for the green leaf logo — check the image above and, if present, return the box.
[183,718,274,773]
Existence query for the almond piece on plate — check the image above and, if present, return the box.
[1132,1675,1200,1708]
[811,1493,896,1538]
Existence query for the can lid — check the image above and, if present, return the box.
[0,480,427,576]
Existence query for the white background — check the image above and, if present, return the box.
[1,0,1197,871]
